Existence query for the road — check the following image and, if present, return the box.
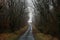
[18,0,35,40]
[18,23,34,40]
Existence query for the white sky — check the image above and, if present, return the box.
[25,0,34,23]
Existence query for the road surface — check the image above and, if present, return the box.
[18,23,34,40]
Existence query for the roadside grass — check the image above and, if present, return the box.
[33,26,59,40]
[0,26,28,40]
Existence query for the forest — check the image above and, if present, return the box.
[0,0,60,40]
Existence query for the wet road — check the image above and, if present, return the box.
[18,24,34,40]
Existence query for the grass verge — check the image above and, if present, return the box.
[0,26,28,40]
[32,26,59,40]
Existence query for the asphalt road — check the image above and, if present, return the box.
[18,24,34,40]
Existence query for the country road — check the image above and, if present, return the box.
[18,0,35,40]
[18,23,34,40]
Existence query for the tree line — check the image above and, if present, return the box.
[0,0,27,33]
[33,0,60,38]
